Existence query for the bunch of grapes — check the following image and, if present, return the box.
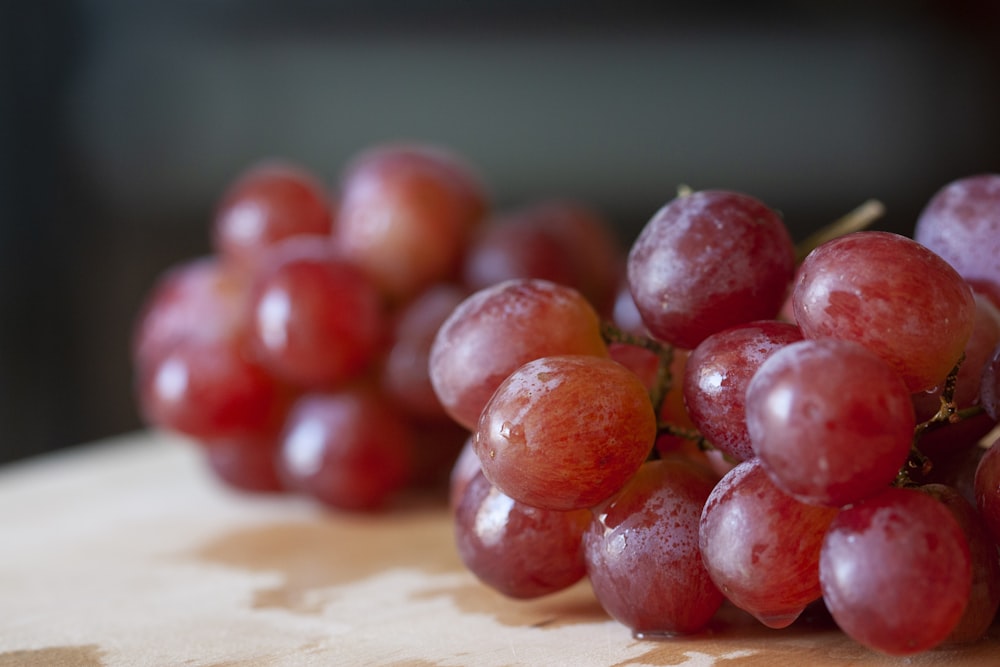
[439,179,1000,657]
[132,142,625,511]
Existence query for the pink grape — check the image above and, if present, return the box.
[819,486,972,656]
[212,161,333,269]
[627,190,795,349]
[973,436,1000,545]
[913,173,1000,308]
[699,458,838,628]
[474,355,656,511]
[429,278,609,431]
[745,338,915,507]
[454,471,590,599]
[792,230,976,392]
[683,320,803,462]
[278,388,415,512]
[584,459,723,636]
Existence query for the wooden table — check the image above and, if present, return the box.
[2,430,998,666]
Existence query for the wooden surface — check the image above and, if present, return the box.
[2,430,998,667]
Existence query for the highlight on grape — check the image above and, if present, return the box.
[131,144,1000,657]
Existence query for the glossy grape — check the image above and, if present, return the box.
[913,173,1000,307]
[982,342,1000,421]
[627,190,795,349]
[429,278,609,431]
[745,338,915,507]
[973,437,1000,545]
[332,143,487,302]
[474,355,656,511]
[278,389,415,512]
[584,459,723,636]
[683,320,803,462]
[138,337,287,441]
[699,458,838,628]
[203,434,285,493]
[454,471,590,599]
[212,161,333,269]
[381,283,468,421]
[248,238,385,389]
[792,231,976,392]
[819,487,972,656]
[921,483,1000,644]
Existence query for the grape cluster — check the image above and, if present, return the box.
[132,143,624,510]
[438,181,1000,657]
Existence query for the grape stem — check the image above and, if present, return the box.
[900,355,985,485]
[794,199,885,263]
[600,321,675,417]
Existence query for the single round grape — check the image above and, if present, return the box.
[913,174,1000,308]
[819,487,972,656]
[137,336,288,441]
[248,238,385,389]
[912,293,1000,421]
[584,459,723,636]
[454,471,591,599]
[792,230,977,392]
[745,338,915,507]
[381,283,468,421]
[429,278,608,431]
[332,143,487,302]
[699,458,838,628]
[474,355,656,511]
[683,320,803,462]
[973,437,1000,545]
[277,389,415,512]
[132,256,250,370]
[921,483,1000,644]
[461,208,579,295]
[212,161,333,269]
[627,190,795,349]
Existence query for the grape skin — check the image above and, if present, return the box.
[792,230,976,393]
[819,487,972,656]
[429,278,609,431]
[454,471,591,599]
[584,459,723,636]
[699,458,837,629]
[745,338,915,507]
[683,320,803,462]
[627,190,795,350]
[474,355,656,511]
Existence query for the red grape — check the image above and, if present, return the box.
[683,320,803,462]
[627,190,795,349]
[973,436,1000,545]
[277,388,415,512]
[981,342,1000,421]
[819,486,972,656]
[212,161,333,269]
[584,459,723,636]
[429,278,609,431]
[922,483,1000,644]
[912,293,1000,421]
[700,458,838,628]
[913,174,1000,308]
[454,471,590,599]
[332,143,487,302]
[138,336,288,441]
[381,283,468,421]
[248,238,385,389]
[745,338,915,507]
[203,434,285,493]
[792,231,977,392]
[132,256,250,370]
[474,355,656,511]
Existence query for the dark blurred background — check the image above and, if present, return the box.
[1,0,998,464]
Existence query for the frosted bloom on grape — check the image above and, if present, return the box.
[627,190,795,349]
[792,231,976,392]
